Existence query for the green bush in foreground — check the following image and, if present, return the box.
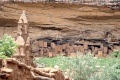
[34,51,120,80]
[0,34,17,59]
[63,55,120,80]
[60,55,98,80]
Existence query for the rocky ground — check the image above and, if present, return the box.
[0,3,120,41]
[0,58,68,80]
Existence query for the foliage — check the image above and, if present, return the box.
[65,56,120,80]
[34,56,59,67]
[111,50,120,58]
[100,58,120,80]
[60,55,98,80]
[34,51,120,80]
[0,53,8,60]
[0,34,17,58]
[34,56,69,69]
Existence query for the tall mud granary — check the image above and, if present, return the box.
[13,11,34,66]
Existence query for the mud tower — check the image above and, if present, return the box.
[13,11,33,66]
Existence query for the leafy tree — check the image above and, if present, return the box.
[0,34,17,59]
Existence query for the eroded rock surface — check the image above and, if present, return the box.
[0,58,69,80]
[0,3,120,40]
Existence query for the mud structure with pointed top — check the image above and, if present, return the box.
[13,10,33,66]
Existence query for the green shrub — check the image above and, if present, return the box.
[0,53,8,60]
[111,50,120,58]
[0,34,17,58]
[57,55,120,80]
[34,53,120,80]
[63,55,98,80]
[34,56,59,67]
[34,56,69,69]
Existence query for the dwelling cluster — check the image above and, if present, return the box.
[31,37,120,58]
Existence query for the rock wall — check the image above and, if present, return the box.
[0,58,69,80]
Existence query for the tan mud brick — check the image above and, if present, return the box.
[62,44,66,49]
[60,45,63,53]
[80,46,84,55]
[103,47,108,54]
[100,44,104,49]
[109,49,113,54]
[94,47,98,55]
[39,41,44,47]
[98,50,103,57]
[100,44,104,51]
[48,52,53,58]
[114,45,120,51]
[73,45,77,51]
[51,42,56,48]
[91,46,95,52]
[94,47,98,52]
[39,48,44,56]
[84,43,88,49]
[69,46,74,53]
[54,46,59,54]
[57,45,61,52]
[44,42,47,48]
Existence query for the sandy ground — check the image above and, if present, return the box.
[0,3,120,40]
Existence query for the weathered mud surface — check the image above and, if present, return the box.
[0,3,120,40]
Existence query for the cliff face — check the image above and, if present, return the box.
[0,3,120,40]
